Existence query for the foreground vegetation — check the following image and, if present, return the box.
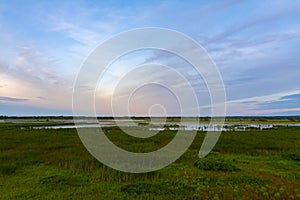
[0,122,300,199]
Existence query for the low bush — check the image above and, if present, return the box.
[194,157,240,172]
[121,181,194,195]
[0,164,17,175]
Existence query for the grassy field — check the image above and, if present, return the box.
[0,122,300,199]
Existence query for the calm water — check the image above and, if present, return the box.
[33,122,300,131]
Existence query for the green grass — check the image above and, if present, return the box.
[0,122,300,199]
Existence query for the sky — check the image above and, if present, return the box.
[0,0,300,116]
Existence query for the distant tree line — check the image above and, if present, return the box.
[0,115,299,121]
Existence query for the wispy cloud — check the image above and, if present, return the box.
[36,96,46,100]
[48,17,105,47]
[248,108,300,115]
[5,45,67,87]
[224,90,300,115]
[281,94,300,100]
[0,96,28,103]
[207,2,300,43]
[228,90,300,105]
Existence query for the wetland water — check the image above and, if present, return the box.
[33,122,300,131]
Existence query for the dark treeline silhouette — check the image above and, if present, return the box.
[1,115,299,121]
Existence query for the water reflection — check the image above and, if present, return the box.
[33,122,300,131]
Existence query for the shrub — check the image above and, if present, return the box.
[289,153,300,161]
[225,175,269,186]
[39,175,82,187]
[121,181,194,195]
[0,164,17,175]
[194,157,240,172]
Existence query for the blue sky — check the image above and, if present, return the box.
[0,0,300,116]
